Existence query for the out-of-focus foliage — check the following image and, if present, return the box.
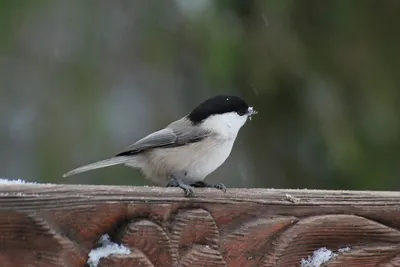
[1,0,399,190]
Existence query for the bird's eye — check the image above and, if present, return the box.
[236,109,246,116]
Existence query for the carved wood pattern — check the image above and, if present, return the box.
[1,185,400,266]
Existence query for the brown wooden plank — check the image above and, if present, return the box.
[0,184,400,266]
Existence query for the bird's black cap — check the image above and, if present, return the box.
[187,95,250,124]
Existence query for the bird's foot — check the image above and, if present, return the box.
[191,181,227,193]
[167,176,195,197]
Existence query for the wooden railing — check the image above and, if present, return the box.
[1,183,400,266]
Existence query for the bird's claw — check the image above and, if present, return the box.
[213,183,227,193]
[182,185,194,196]
[167,176,195,197]
[191,181,227,193]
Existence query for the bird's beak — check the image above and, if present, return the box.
[247,107,258,120]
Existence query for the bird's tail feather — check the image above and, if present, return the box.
[62,156,132,178]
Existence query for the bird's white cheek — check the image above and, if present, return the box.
[230,114,247,131]
[202,112,247,137]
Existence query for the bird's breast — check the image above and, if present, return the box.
[186,139,234,179]
[143,137,235,184]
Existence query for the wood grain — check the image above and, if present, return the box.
[0,184,400,266]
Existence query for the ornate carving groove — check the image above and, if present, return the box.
[0,210,84,267]
[221,216,298,267]
[1,185,400,266]
[117,219,177,266]
[261,214,400,267]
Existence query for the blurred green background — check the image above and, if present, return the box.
[1,0,399,190]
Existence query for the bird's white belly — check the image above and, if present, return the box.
[139,139,235,185]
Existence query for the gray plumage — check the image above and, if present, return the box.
[62,156,133,178]
[115,118,211,155]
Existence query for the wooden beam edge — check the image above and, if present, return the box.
[1,182,400,196]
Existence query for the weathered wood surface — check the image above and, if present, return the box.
[1,184,400,267]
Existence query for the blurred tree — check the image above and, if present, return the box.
[0,0,399,191]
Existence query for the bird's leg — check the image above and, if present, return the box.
[190,181,227,193]
[167,174,195,197]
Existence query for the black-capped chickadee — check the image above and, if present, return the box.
[63,95,257,196]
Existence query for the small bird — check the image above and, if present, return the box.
[63,95,257,196]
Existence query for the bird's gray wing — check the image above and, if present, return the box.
[115,122,210,156]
